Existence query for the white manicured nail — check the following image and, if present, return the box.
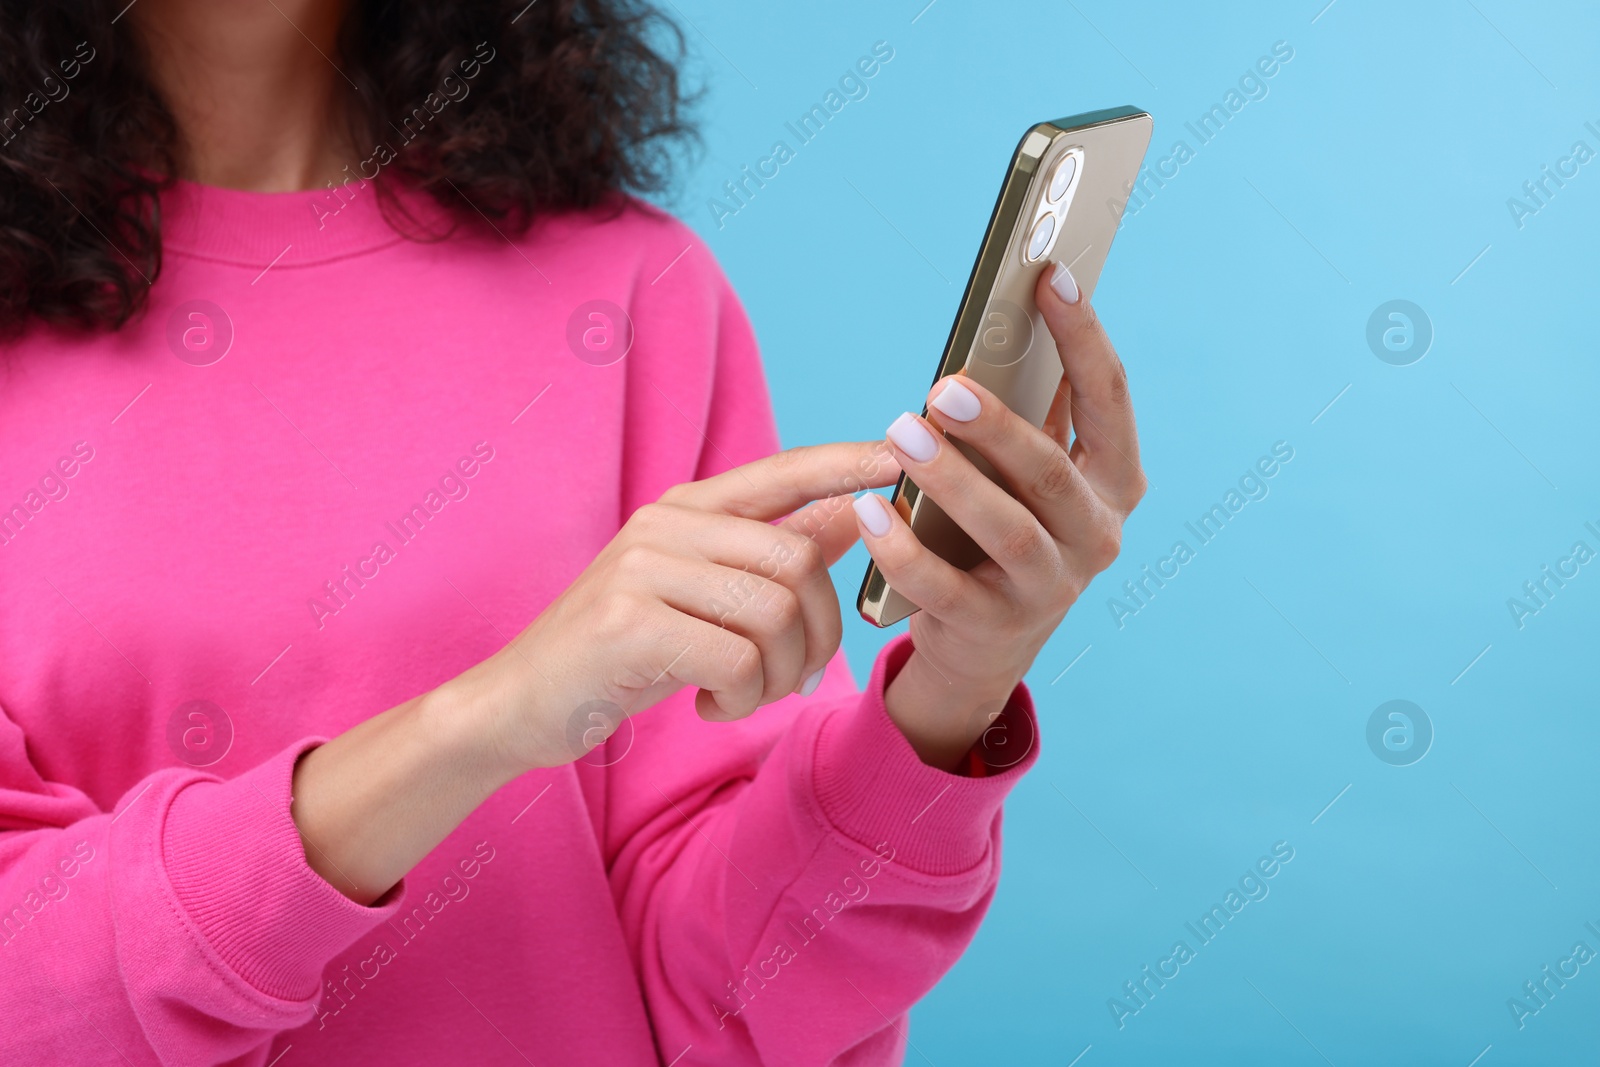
[1049,259,1080,305]
[852,493,892,537]
[886,412,938,462]
[929,378,981,422]
[799,668,825,696]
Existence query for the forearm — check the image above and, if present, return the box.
[625,638,1037,1064]
[0,739,417,1061]
[290,661,519,905]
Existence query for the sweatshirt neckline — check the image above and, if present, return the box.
[160,177,455,270]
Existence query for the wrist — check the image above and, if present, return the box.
[290,685,515,905]
[882,647,1022,772]
[419,655,539,785]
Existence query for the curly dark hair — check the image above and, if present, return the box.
[0,0,696,338]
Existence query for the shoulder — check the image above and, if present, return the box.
[527,194,752,380]
[534,194,727,294]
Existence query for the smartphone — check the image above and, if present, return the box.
[857,105,1153,627]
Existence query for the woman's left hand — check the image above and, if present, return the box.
[855,260,1147,770]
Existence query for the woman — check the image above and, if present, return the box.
[0,1,1144,1064]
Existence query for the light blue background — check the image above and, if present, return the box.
[652,1,1600,1063]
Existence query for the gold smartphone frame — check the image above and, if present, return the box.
[857,105,1153,627]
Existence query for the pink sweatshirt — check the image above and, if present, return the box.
[0,179,1038,1066]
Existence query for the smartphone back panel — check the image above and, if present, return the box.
[858,107,1153,627]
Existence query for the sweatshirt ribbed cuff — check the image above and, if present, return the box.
[811,633,1039,878]
[162,738,405,1003]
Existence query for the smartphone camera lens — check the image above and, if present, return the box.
[1026,213,1056,261]
[1047,154,1077,203]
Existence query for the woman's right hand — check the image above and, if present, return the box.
[292,440,897,903]
[450,440,901,775]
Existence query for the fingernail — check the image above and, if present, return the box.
[1049,259,1080,305]
[799,668,825,696]
[852,493,892,537]
[929,378,981,422]
[886,412,938,463]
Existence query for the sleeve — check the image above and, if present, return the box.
[601,212,1041,1066]
[0,718,404,1067]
